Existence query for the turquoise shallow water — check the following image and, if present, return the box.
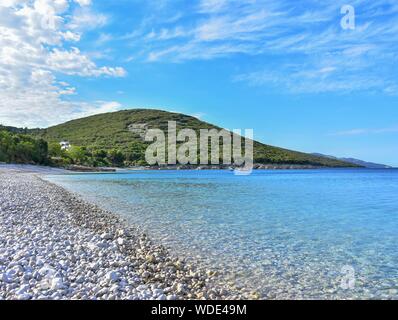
[45,169,398,299]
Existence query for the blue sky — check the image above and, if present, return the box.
[1,0,398,166]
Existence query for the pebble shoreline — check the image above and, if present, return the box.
[0,170,251,300]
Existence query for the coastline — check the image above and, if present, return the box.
[0,165,251,300]
[0,163,366,174]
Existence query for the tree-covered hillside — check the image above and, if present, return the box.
[0,129,48,165]
[32,109,358,168]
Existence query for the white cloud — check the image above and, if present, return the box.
[61,30,81,41]
[67,7,108,31]
[47,48,126,77]
[74,0,91,6]
[0,68,120,127]
[0,0,126,128]
[190,112,206,120]
[76,103,119,118]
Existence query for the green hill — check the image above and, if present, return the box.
[33,109,358,168]
[0,129,48,165]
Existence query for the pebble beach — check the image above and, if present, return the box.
[0,166,249,300]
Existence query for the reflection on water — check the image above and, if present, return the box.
[45,169,398,299]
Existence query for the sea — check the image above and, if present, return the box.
[44,169,398,299]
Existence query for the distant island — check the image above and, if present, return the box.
[312,153,393,169]
[1,109,360,169]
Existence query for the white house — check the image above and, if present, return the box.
[60,141,71,151]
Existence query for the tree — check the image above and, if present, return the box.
[93,149,107,159]
[49,142,63,157]
[67,146,86,165]
[91,149,109,167]
[33,139,48,164]
[107,149,125,166]
[0,130,49,164]
[126,143,146,162]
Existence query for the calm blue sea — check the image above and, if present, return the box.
[45,169,398,299]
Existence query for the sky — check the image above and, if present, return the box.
[1,0,398,166]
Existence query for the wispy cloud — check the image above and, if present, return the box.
[125,0,398,94]
[331,126,398,136]
[67,6,109,31]
[199,0,228,13]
